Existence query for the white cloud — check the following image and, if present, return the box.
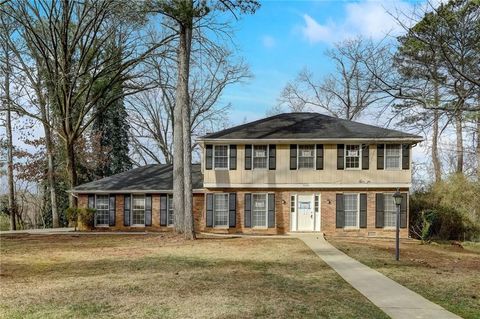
[262,35,276,48]
[300,0,414,44]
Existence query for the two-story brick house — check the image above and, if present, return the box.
[73,113,422,238]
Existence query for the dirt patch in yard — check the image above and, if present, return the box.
[1,233,388,319]
[328,237,480,319]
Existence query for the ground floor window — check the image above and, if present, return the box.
[252,194,268,227]
[344,194,359,228]
[384,193,396,227]
[132,195,145,226]
[167,194,174,226]
[95,195,109,226]
[213,194,229,227]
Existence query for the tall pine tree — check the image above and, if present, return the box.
[91,41,132,178]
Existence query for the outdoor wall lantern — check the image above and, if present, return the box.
[393,189,402,261]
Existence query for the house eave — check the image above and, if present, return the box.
[196,137,423,144]
[69,189,206,194]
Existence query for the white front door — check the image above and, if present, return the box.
[297,195,314,231]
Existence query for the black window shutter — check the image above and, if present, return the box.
[268,145,276,170]
[359,193,367,228]
[229,193,236,227]
[402,144,410,169]
[109,195,116,226]
[377,144,385,170]
[400,193,408,228]
[244,193,252,228]
[145,195,152,226]
[206,193,213,227]
[336,194,344,228]
[160,194,167,226]
[375,193,384,228]
[316,144,324,170]
[229,145,237,170]
[205,145,213,170]
[290,144,297,170]
[124,195,131,226]
[362,144,369,170]
[268,193,275,228]
[245,145,252,170]
[88,195,95,209]
[337,144,345,170]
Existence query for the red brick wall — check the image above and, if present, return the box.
[78,189,409,238]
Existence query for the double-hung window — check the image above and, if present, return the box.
[252,194,268,227]
[95,195,109,226]
[132,195,146,226]
[298,145,315,169]
[213,194,229,227]
[214,145,228,169]
[345,144,361,169]
[167,194,174,226]
[384,194,397,227]
[253,145,268,169]
[385,144,401,169]
[344,194,359,228]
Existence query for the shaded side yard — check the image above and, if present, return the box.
[329,237,480,319]
[0,234,387,319]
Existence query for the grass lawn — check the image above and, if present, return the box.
[0,233,387,319]
[328,237,480,319]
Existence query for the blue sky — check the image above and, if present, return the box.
[222,0,421,124]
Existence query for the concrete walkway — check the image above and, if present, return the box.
[295,234,461,319]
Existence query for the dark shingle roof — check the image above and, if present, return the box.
[72,164,203,193]
[200,112,422,141]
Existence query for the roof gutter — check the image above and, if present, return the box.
[68,189,206,194]
[197,137,424,143]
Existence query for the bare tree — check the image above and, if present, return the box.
[0,11,16,230]
[2,0,173,207]
[129,35,249,165]
[151,0,260,239]
[279,38,389,120]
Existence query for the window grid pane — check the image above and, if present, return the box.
[132,195,145,225]
[252,194,267,227]
[345,145,360,169]
[167,195,174,226]
[298,145,314,169]
[214,145,228,169]
[385,144,401,169]
[290,195,295,213]
[253,145,268,169]
[344,194,358,227]
[95,195,109,226]
[213,194,229,227]
[384,194,397,227]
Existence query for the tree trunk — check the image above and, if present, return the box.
[432,83,442,182]
[4,46,16,230]
[476,112,480,179]
[65,139,78,208]
[172,28,186,234]
[455,110,463,173]
[41,102,59,227]
[179,22,195,240]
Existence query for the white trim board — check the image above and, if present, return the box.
[198,137,423,143]
[203,183,411,189]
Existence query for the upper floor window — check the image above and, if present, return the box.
[298,145,315,169]
[214,145,228,169]
[253,145,268,169]
[345,144,361,169]
[385,144,401,169]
